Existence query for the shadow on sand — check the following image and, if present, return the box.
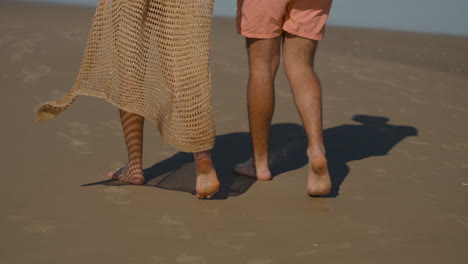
[82,115,417,199]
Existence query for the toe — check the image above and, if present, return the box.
[108,167,123,179]
[111,167,125,180]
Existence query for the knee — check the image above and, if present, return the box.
[249,54,280,82]
[250,60,279,81]
[283,55,315,79]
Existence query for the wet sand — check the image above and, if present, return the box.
[1,2,468,264]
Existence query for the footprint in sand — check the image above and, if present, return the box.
[24,224,56,234]
[57,131,92,155]
[175,255,207,264]
[57,122,93,155]
[22,64,51,84]
[158,215,192,240]
[101,120,123,137]
[104,187,130,205]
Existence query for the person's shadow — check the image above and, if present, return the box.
[82,115,417,199]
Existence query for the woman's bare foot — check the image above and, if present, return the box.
[307,151,331,196]
[233,158,272,181]
[194,151,219,199]
[107,165,145,185]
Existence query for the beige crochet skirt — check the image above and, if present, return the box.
[36,0,215,153]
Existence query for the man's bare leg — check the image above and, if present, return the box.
[108,109,145,184]
[194,151,219,199]
[283,32,331,196]
[234,37,281,181]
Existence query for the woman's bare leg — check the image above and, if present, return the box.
[194,151,219,199]
[108,109,145,185]
[108,110,219,198]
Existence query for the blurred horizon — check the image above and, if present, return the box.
[15,0,468,36]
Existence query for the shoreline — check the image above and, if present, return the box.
[3,1,467,79]
[8,0,468,37]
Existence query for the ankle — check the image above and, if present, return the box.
[127,162,142,171]
[307,147,325,158]
[194,151,212,161]
[253,153,269,165]
[195,157,214,175]
[254,164,269,174]
[307,148,327,167]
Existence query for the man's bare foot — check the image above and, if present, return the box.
[107,165,145,185]
[194,152,219,199]
[307,151,331,196]
[233,158,272,181]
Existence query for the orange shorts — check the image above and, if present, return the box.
[237,0,333,40]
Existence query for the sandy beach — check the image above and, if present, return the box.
[1,2,468,263]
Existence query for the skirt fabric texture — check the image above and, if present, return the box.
[36,0,216,153]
